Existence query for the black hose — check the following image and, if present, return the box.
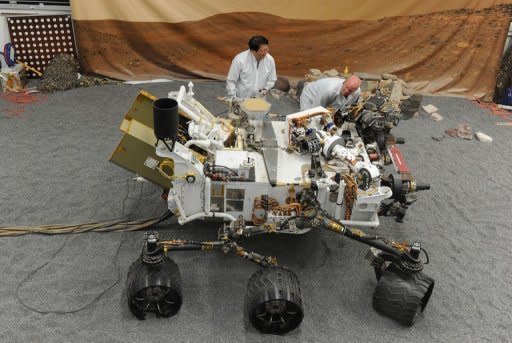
[421,247,430,264]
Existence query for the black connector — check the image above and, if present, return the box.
[415,183,431,191]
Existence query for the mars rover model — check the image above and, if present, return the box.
[110,83,434,334]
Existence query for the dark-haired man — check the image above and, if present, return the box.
[226,35,277,100]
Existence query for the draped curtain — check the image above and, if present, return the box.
[71,0,512,99]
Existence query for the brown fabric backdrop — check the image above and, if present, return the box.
[71,0,512,99]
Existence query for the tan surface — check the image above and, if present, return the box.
[71,0,512,21]
[242,98,271,112]
[74,6,511,99]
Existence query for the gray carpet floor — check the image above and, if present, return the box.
[1,81,511,343]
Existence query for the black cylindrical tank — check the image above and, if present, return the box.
[153,98,178,140]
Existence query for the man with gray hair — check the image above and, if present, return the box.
[300,75,361,111]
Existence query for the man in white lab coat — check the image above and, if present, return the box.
[299,75,362,111]
[226,35,277,100]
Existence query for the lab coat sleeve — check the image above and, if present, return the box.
[226,58,241,98]
[265,58,277,91]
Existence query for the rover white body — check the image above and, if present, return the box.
[156,85,392,230]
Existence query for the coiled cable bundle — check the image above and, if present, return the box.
[1,43,16,67]
[0,210,173,237]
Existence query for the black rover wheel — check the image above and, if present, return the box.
[126,256,182,320]
[372,266,434,326]
[245,267,304,334]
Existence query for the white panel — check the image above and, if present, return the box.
[215,150,248,169]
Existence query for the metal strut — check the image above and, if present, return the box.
[158,235,278,267]
[304,211,426,273]
[138,201,427,273]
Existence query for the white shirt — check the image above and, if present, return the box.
[300,77,361,111]
[226,49,277,99]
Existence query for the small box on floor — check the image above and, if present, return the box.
[0,63,27,92]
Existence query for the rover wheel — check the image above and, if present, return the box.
[245,267,304,334]
[126,256,182,319]
[372,266,434,326]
